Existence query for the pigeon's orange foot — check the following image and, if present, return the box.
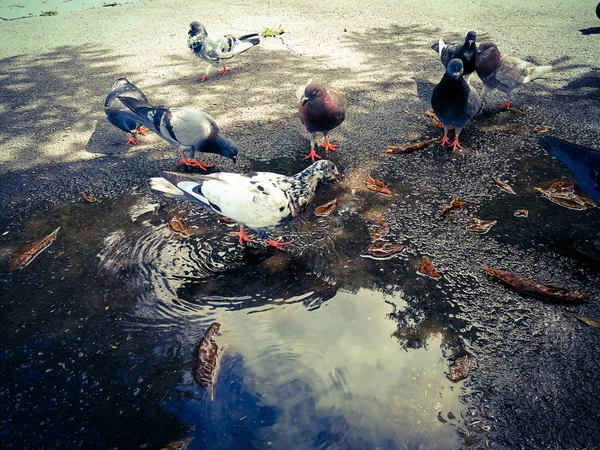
[125,133,139,146]
[438,134,452,147]
[197,75,208,82]
[219,67,231,76]
[498,101,511,110]
[450,136,463,151]
[177,157,215,171]
[304,147,322,161]
[136,126,150,136]
[321,138,339,152]
[232,226,254,246]
[266,239,291,251]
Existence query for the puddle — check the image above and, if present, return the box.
[0,193,472,449]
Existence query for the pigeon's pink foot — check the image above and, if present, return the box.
[232,226,254,245]
[136,126,149,136]
[266,239,291,251]
[321,138,339,152]
[450,136,463,151]
[498,101,511,110]
[197,74,208,82]
[304,146,322,161]
[438,133,452,147]
[177,157,215,171]
[219,67,231,76]
[125,133,139,146]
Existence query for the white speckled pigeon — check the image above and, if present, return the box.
[431,58,482,151]
[432,31,477,84]
[150,160,341,249]
[104,78,150,145]
[297,79,347,162]
[187,21,260,82]
[475,41,552,109]
[117,96,238,171]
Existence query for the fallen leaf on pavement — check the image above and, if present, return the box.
[169,216,190,235]
[418,259,441,280]
[466,218,497,234]
[9,227,60,272]
[448,355,469,381]
[483,267,590,303]
[367,175,391,196]
[493,177,516,195]
[81,192,101,203]
[315,199,337,216]
[440,197,465,216]
[535,182,596,210]
[384,138,436,154]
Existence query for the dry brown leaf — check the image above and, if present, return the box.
[384,138,436,154]
[508,107,526,115]
[169,216,190,235]
[195,322,222,401]
[315,198,337,216]
[368,216,390,242]
[360,241,407,260]
[514,209,529,218]
[531,125,552,134]
[366,175,391,197]
[575,316,600,328]
[466,218,497,234]
[9,227,60,273]
[493,177,516,195]
[418,259,441,280]
[425,110,447,129]
[448,355,469,381]
[161,437,194,450]
[483,267,590,303]
[81,192,101,203]
[440,197,465,216]
[535,182,596,210]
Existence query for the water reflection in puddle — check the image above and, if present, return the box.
[173,290,465,450]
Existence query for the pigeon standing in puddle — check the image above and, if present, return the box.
[150,160,341,250]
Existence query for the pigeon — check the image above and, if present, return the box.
[117,96,238,171]
[475,41,552,109]
[104,78,150,145]
[431,59,482,151]
[150,160,341,249]
[539,136,600,202]
[297,79,347,162]
[187,21,260,82]
[432,31,477,83]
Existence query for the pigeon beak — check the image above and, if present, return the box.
[469,40,474,46]
[301,96,308,105]
[232,155,237,164]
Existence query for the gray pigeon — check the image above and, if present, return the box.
[431,59,482,151]
[117,96,238,170]
[475,41,552,109]
[150,160,341,249]
[187,21,260,82]
[432,31,477,83]
[104,78,150,145]
[297,79,347,162]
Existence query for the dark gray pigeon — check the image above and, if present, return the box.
[432,31,477,83]
[117,96,238,171]
[187,21,260,82]
[297,79,347,161]
[431,58,482,151]
[150,160,341,249]
[539,136,600,202]
[104,78,150,145]
[475,41,552,109]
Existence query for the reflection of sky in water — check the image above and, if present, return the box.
[170,289,464,449]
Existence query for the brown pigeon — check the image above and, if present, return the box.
[297,80,347,161]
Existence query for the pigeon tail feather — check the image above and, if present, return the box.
[150,177,187,200]
[524,65,552,83]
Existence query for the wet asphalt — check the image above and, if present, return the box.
[0,0,599,448]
